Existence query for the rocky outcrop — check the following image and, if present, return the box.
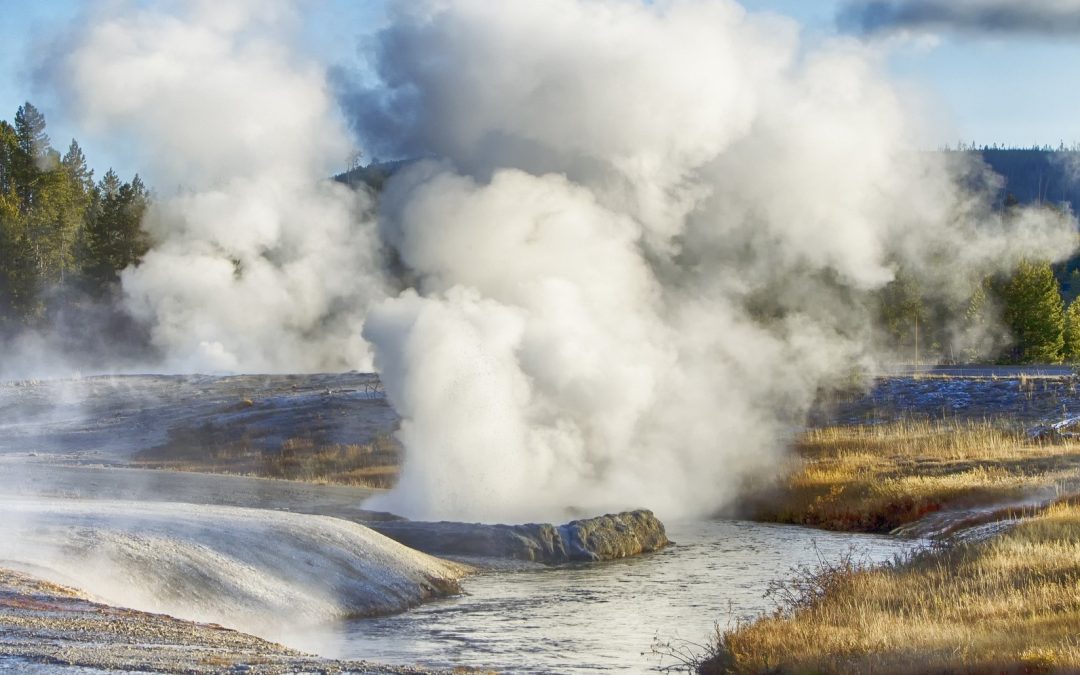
[367,509,670,564]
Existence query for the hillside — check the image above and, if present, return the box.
[978,148,1080,210]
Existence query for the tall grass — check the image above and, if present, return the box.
[748,419,1080,532]
[704,501,1080,674]
[135,431,401,487]
[261,434,400,486]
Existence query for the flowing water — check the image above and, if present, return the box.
[311,519,917,674]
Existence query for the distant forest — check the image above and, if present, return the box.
[948,144,1080,210]
[965,148,1080,307]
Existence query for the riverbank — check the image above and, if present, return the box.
[703,500,1080,674]
[745,419,1080,533]
[0,568,451,674]
[706,419,1080,673]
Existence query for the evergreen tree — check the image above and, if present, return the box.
[960,279,998,363]
[0,121,16,196]
[98,168,121,197]
[878,270,924,355]
[80,169,150,295]
[14,112,82,286]
[0,115,39,323]
[62,139,93,195]
[0,104,154,325]
[1065,300,1080,363]
[13,102,48,161]
[1001,259,1065,364]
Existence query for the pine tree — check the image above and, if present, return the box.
[0,102,150,327]
[80,170,150,295]
[13,102,49,161]
[1002,259,1065,364]
[1064,300,1080,363]
[961,280,997,363]
[0,121,16,196]
[62,139,93,194]
[878,269,924,354]
[99,168,121,198]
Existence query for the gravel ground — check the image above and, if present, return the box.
[0,569,460,674]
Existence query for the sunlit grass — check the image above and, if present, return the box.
[748,420,1080,532]
[705,501,1080,674]
[134,432,401,487]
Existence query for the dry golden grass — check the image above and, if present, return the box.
[704,500,1080,674]
[135,431,401,487]
[259,435,400,486]
[749,420,1080,532]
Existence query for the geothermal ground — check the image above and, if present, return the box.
[0,568,440,675]
[0,371,1075,672]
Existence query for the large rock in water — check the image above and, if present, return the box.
[367,509,670,563]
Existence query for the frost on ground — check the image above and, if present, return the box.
[0,373,394,462]
[811,375,1080,426]
[0,568,447,674]
[0,498,471,645]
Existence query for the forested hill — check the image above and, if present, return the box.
[341,150,1080,212]
[975,148,1080,211]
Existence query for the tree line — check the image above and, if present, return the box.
[879,253,1080,366]
[0,102,149,335]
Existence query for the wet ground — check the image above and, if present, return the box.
[1,462,384,522]
[4,371,1076,467]
[0,373,393,461]
[813,374,1080,426]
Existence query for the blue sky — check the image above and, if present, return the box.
[3,0,1080,178]
[742,0,1080,149]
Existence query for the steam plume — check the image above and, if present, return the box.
[43,0,388,372]
[347,0,1077,521]
[35,0,1080,522]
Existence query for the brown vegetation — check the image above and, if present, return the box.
[703,501,1080,674]
[700,419,1080,673]
[134,427,401,487]
[748,420,1080,532]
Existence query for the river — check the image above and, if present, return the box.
[2,463,917,673]
[310,519,915,674]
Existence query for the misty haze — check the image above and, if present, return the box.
[2,0,1080,673]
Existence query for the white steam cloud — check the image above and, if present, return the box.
[350,0,1077,521]
[45,0,388,372]
[39,0,1080,522]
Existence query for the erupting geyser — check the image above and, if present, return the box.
[349,0,1077,522]
[39,0,1079,523]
